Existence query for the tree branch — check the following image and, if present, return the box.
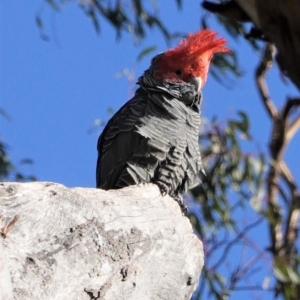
[254,39,300,299]
[211,217,264,270]
[233,286,273,292]
[279,161,297,192]
[282,98,300,120]
[282,201,300,256]
[255,43,278,119]
[0,182,203,300]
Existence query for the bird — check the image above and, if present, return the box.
[96,29,230,213]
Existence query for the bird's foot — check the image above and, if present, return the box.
[155,181,169,196]
[155,181,188,215]
[173,195,188,216]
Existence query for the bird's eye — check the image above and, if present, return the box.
[175,70,182,76]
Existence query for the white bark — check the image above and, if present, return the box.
[0,182,203,300]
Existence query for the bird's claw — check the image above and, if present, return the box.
[155,181,169,196]
[155,182,188,215]
[173,195,188,216]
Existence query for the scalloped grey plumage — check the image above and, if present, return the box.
[96,54,204,208]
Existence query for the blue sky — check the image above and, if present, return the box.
[1,1,299,299]
[1,1,299,187]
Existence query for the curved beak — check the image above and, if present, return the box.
[188,77,202,93]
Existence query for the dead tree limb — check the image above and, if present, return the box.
[255,43,300,299]
[0,182,204,300]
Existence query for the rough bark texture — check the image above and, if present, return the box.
[255,0,300,90]
[0,182,203,300]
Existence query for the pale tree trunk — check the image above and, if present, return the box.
[0,182,203,300]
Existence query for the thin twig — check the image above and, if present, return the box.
[211,217,264,270]
[0,215,20,239]
[233,286,273,292]
[276,182,289,204]
[282,98,300,120]
[287,115,300,142]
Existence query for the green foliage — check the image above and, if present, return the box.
[0,142,12,180]
[191,112,265,228]
[10,1,300,299]
[210,51,243,87]
[0,110,37,182]
[136,45,157,62]
[273,257,300,300]
[189,112,267,298]
[0,140,37,182]
[38,0,243,81]
[41,0,181,41]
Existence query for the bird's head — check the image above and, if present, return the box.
[154,29,230,92]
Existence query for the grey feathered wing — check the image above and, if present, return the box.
[96,88,203,196]
[96,89,148,189]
